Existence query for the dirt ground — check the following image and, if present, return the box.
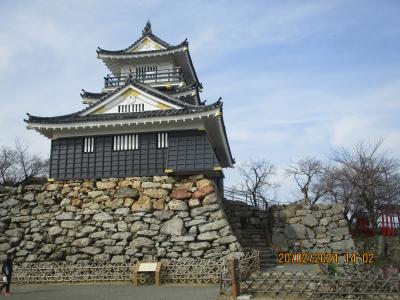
[7,282,220,300]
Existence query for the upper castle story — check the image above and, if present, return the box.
[82,21,202,107]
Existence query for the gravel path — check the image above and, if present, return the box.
[6,283,219,300]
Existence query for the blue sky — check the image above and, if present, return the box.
[0,0,399,200]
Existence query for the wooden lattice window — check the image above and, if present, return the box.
[113,134,139,151]
[157,132,168,148]
[118,104,145,113]
[83,137,94,153]
[136,66,157,79]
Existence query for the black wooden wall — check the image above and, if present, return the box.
[50,130,219,180]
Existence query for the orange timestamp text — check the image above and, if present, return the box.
[278,252,375,264]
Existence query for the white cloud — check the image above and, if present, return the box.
[0,0,399,202]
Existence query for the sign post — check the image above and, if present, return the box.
[133,262,161,286]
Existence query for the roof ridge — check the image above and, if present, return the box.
[124,77,197,108]
[64,77,196,118]
[25,101,222,124]
[165,82,200,94]
[80,89,110,99]
[97,21,187,55]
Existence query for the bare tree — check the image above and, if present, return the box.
[0,146,17,185]
[12,139,49,186]
[331,140,400,232]
[323,165,361,226]
[238,159,278,208]
[285,157,328,204]
[0,139,49,186]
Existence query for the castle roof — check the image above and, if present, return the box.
[97,21,200,85]
[26,102,220,125]
[96,20,179,55]
[82,77,194,113]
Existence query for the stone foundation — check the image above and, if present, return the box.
[0,175,242,263]
[271,203,356,254]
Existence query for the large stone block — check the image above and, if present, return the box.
[130,237,153,249]
[170,236,195,242]
[284,224,315,240]
[192,186,214,199]
[160,218,184,236]
[328,227,349,237]
[41,244,56,253]
[93,212,113,222]
[111,232,131,240]
[55,212,76,221]
[153,210,174,221]
[303,214,318,227]
[143,188,168,199]
[131,196,152,212]
[198,231,220,241]
[72,238,91,248]
[48,226,63,236]
[46,184,59,191]
[11,216,32,223]
[202,193,218,205]
[137,230,158,237]
[60,221,81,229]
[170,189,191,200]
[168,199,188,211]
[130,221,149,233]
[141,182,162,188]
[196,179,212,189]
[96,181,116,190]
[198,219,228,233]
[319,217,331,226]
[115,187,139,198]
[87,191,104,198]
[216,235,237,244]
[81,246,102,255]
[104,246,124,255]
[188,242,211,250]
[191,204,220,217]
[0,243,11,252]
[115,208,130,216]
[153,199,165,210]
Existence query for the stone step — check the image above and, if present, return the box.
[241,239,265,242]
[260,254,276,257]
[242,236,264,240]
[260,255,277,259]
[241,232,265,236]
[260,256,278,261]
[242,244,269,248]
[260,258,277,263]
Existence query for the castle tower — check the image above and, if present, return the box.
[25,22,234,184]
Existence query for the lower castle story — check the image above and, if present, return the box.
[50,130,220,180]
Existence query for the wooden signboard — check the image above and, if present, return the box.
[133,262,161,286]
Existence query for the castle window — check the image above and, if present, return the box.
[118,104,145,113]
[157,132,168,148]
[83,137,94,153]
[136,66,157,80]
[113,134,139,151]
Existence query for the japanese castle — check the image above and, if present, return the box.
[25,21,234,182]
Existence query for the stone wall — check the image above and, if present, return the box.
[354,235,400,263]
[223,200,270,240]
[271,203,356,254]
[0,175,242,263]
